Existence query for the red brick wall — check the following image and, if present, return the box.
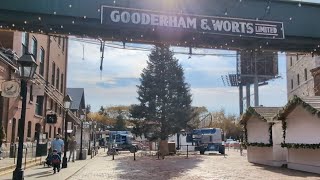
[0,31,68,143]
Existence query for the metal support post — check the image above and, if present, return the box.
[186,145,189,159]
[239,85,243,115]
[79,121,84,160]
[246,84,251,108]
[62,110,68,168]
[12,79,27,180]
[254,53,259,107]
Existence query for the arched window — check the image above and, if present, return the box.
[54,127,56,137]
[49,126,52,138]
[27,121,32,138]
[304,68,308,81]
[58,128,61,134]
[51,62,55,86]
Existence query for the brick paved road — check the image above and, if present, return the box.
[69,150,320,180]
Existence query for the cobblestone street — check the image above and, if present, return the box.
[69,150,320,180]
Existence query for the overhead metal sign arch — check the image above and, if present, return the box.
[0,0,319,54]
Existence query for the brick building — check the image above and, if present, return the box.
[0,31,80,157]
[286,54,320,99]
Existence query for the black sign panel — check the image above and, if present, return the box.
[101,6,285,39]
[46,114,57,124]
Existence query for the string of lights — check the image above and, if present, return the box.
[70,37,239,57]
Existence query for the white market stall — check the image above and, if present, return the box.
[241,106,286,167]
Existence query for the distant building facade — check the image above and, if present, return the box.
[286,54,320,99]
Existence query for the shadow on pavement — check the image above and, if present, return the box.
[114,153,204,180]
[24,169,53,178]
[254,164,320,178]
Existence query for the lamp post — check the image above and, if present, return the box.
[79,110,85,160]
[88,121,92,156]
[93,121,97,156]
[12,54,37,180]
[62,95,72,169]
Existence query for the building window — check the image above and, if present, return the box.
[21,32,29,55]
[58,37,61,46]
[290,56,293,66]
[29,85,33,102]
[39,47,45,76]
[58,128,61,134]
[52,62,55,86]
[56,68,60,89]
[297,74,300,86]
[49,126,52,138]
[35,96,44,116]
[60,73,64,93]
[27,121,32,138]
[55,103,58,113]
[50,99,53,110]
[54,127,56,137]
[304,68,308,81]
[62,38,65,52]
[31,36,37,60]
[291,79,294,90]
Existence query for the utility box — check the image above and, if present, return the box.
[168,142,176,154]
[76,149,88,160]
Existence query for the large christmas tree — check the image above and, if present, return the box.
[131,45,192,155]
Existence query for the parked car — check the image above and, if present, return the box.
[225,139,238,147]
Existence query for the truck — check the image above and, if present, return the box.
[186,128,225,155]
[107,131,138,153]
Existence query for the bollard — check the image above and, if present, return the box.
[112,144,115,160]
[186,145,189,159]
[24,148,28,170]
[31,143,34,160]
[134,151,136,161]
[157,142,160,160]
[14,144,17,164]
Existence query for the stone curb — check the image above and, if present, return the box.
[0,159,43,176]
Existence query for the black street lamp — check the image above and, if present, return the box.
[12,54,37,180]
[62,95,72,169]
[88,120,92,156]
[79,110,85,160]
[93,121,97,156]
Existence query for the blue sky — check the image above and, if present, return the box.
[67,38,288,116]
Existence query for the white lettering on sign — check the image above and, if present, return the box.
[110,10,120,22]
[255,24,278,36]
[103,6,284,39]
[110,11,197,29]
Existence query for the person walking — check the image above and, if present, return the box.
[51,134,64,159]
[68,136,77,162]
[51,149,61,174]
